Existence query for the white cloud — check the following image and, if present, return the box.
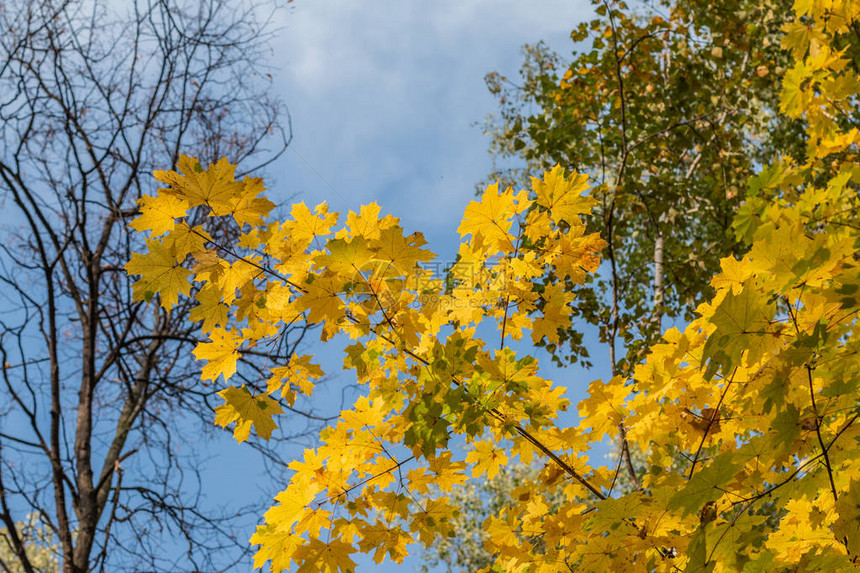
[267,0,593,245]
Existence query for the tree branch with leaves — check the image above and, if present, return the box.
[127,1,860,571]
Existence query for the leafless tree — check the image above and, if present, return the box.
[0,0,326,571]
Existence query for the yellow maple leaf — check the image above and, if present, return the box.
[710,255,753,295]
[293,507,333,538]
[167,223,211,259]
[546,229,605,282]
[124,237,192,309]
[531,164,595,227]
[405,466,436,495]
[356,521,410,564]
[701,279,777,378]
[263,283,303,324]
[215,259,261,304]
[266,355,324,399]
[294,537,356,573]
[154,155,244,209]
[226,176,276,227]
[781,19,825,61]
[815,127,860,158]
[484,514,521,553]
[250,529,303,572]
[578,376,629,441]
[188,284,229,333]
[524,206,554,244]
[531,281,574,344]
[370,226,436,277]
[289,201,338,245]
[214,384,284,442]
[343,202,398,240]
[295,273,346,326]
[410,497,457,545]
[426,451,468,492]
[192,327,243,382]
[313,237,375,278]
[458,183,517,253]
[780,62,811,118]
[466,439,508,479]
[130,194,189,237]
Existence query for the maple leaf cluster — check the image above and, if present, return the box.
[124,1,860,571]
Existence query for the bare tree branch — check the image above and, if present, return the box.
[0,0,321,571]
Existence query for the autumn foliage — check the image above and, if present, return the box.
[125,1,860,571]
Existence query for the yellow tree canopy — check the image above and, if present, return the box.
[125,1,860,570]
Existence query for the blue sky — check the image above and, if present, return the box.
[206,1,607,571]
[267,0,592,241]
